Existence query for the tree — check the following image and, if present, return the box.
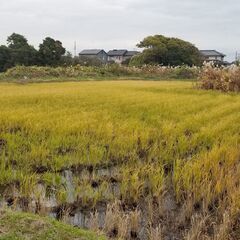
[7,33,29,49]
[131,35,201,66]
[7,33,38,66]
[60,51,75,66]
[38,37,66,66]
[0,46,12,72]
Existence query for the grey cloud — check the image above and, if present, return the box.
[0,0,239,61]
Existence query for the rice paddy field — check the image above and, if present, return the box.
[0,80,240,239]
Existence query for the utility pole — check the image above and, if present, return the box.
[74,41,77,57]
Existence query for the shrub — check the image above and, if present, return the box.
[170,66,200,79]
[0,64,200,81]
[198,63,240,92]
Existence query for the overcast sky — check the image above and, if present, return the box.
[0,0,239,61]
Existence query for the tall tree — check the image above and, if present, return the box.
[7,33,29,49]
[7,33,38,66]
[0,46,12,72]
[38,37,66,66]
[131,35,201,66]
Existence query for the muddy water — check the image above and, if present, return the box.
[0,167,119,221]
[64,206,106,229]
[0,167,154,240]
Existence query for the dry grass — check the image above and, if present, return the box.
[148,224,163,240]
[184,214,209,240]
[199,63,240,92]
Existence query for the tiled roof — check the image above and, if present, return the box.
[107,50,128,56]
[79,49,104,55]
[125,51,140,56]
[200,50,225,57]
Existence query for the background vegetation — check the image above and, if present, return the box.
[0,65,200,82]
[0,33,202,73]
[130,35,201,66]
[0,33,66,72]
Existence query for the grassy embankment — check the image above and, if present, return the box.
[0,80,239,239]
[0,209,105,240]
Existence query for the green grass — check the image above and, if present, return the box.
[0,210,105,240]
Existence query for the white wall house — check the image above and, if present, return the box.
[200,50,226,63]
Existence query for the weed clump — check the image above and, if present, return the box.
[198,62,240,92]
[0,65,200,81]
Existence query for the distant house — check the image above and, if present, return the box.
[200,50,226,64]
[108,50,128,64]
[79,49,108,63]
[107,50,140,64]
[125,51,141,59]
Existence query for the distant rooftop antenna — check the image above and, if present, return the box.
[74,41,77,57]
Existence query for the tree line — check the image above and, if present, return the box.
[0,33,202,72]
[130,35,201,66]
[0,33,66,72]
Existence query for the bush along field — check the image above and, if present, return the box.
[0,65,200,82]
[198,62,240,92]
[0,81,239,239]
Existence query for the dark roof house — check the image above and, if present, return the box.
[107,50,140,64]
[79,49,102,55]
[200,50,226,63]
[125,51,141,57]
[108,50,128,57]
[79,49,108,63]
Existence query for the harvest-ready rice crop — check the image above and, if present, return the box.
[0,80,239,239]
